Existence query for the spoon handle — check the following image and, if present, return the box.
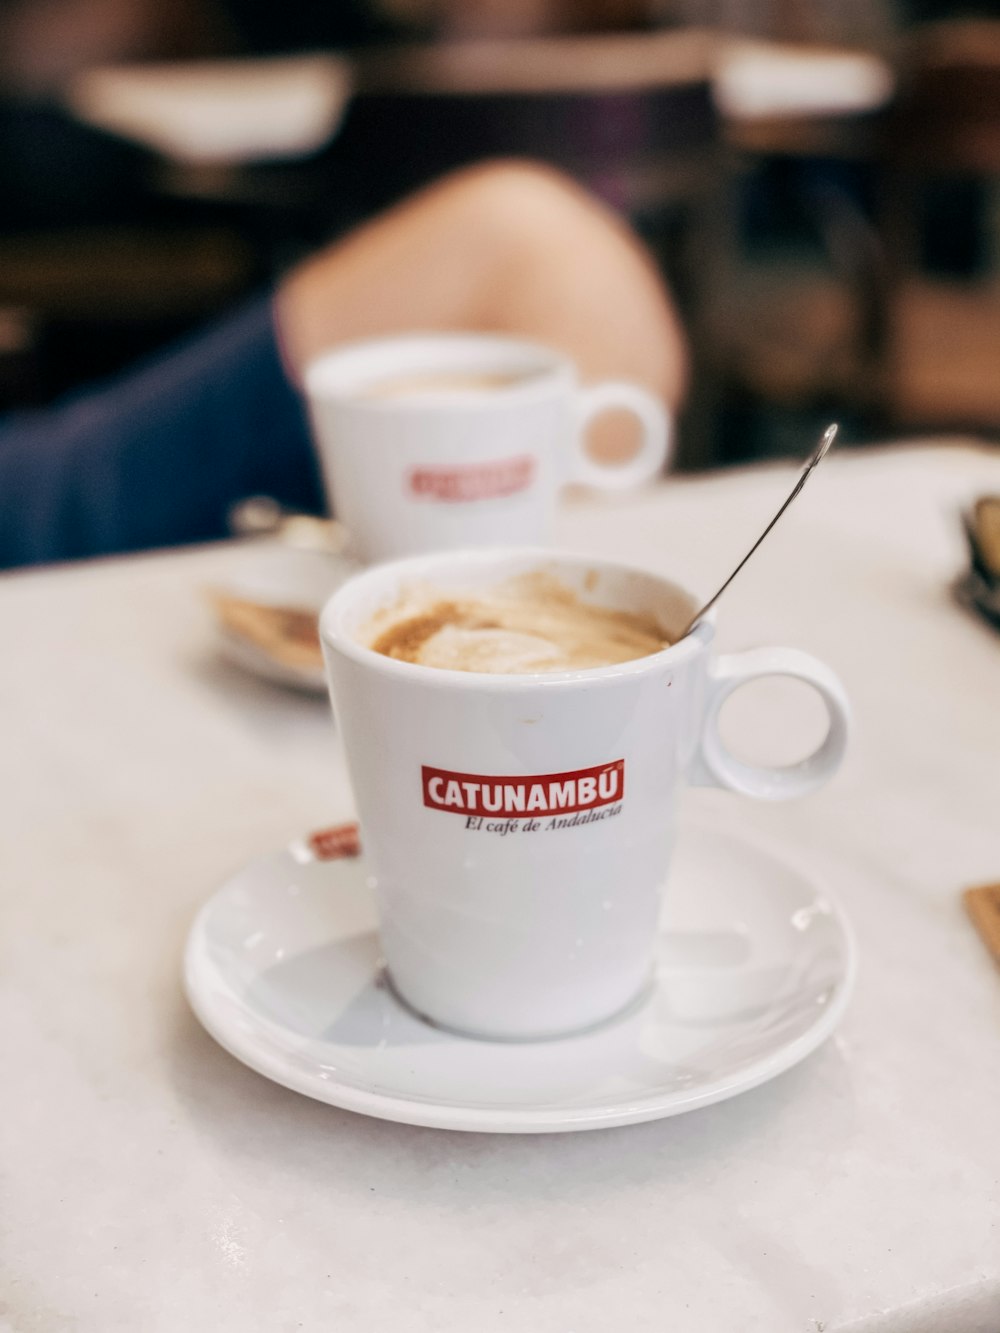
[679,424,838,640]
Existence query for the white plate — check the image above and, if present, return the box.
[68,56,351,165]
[184,824,856,1133]
[207,543,357,694]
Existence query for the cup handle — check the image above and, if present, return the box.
[569,382,672,490]
[691,648,850,799]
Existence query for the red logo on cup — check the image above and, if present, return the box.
[307,823,362,861]
[421,760,624,817]
[408,455,535,503]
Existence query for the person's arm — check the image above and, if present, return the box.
[0,297,320,569]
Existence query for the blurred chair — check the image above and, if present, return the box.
[334,29,720,465]
[877,21,1000,431]
[343,30,717,212]
[693,38,894,459]
[0,97,265,408]
[0,220,257,403]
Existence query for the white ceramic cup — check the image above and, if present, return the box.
[320,547,850,1041]
[303,333,671,564]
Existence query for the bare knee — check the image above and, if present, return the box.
[439,159,689,407]
[437,158,625,253]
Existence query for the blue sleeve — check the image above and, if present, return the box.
[0,296,323,569]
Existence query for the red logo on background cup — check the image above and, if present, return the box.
[421,760,624,817]
[408,455,536,503]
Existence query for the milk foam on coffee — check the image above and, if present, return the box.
[362,572,670,674]
[358,368,539,400]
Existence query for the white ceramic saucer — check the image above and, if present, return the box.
[184,824,856,1133]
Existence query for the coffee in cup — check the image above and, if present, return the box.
[361,571,670,673]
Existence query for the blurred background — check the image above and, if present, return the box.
[1,0,998,470]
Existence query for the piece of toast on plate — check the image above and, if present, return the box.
[207,590,323,670]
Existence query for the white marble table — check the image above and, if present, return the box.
[3,443,999,1333]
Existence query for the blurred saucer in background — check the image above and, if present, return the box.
[205,542,356,694]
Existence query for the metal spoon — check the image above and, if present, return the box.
[678,423,838,640]
[228,496,351,556]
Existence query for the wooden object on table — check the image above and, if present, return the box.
[964,884,1000,970]
[972,496,1000,577]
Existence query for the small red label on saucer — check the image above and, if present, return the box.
[407,455,535,503]
[308,823,361,860]
[421,760,624,818]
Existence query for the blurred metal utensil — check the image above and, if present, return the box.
[955,569,1000,633]
[228,496,350,555]
[954,497,1000,637]
[963,497,1000,585]
[679,423,838,640]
